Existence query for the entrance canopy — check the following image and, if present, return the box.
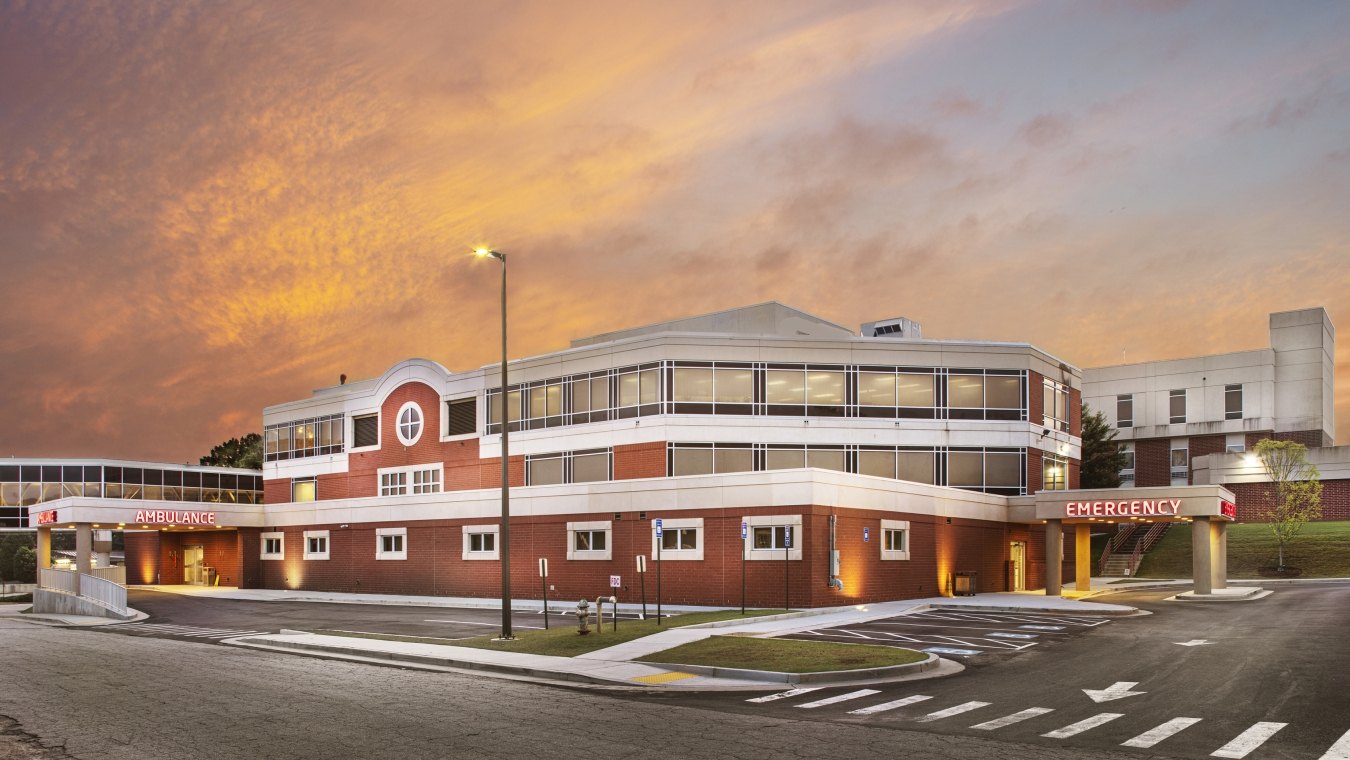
[28,497,263,531]
[1033,485,1237,524]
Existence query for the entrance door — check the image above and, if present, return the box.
[183,546,204,585]
[1009,541,1026,592]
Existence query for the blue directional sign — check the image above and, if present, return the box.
[863,527,870,543]
[740,522,748,540]
[783,527,791,548]
[654,518,663,537]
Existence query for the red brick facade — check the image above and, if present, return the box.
[1224,479,1350,523]
[123,529,244,586]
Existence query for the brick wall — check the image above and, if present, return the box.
[1029,371,1044,425]
[242,505,1068,606]
[613,442,666,480]
[1070,387,1082,438]
[1188,434,1226,485]
[1273,430,1327,448]
[153,530,243,586]
[123,531,161,585]
[1135,438,1171,487]
[1027,448,1043,494]
[1226,478,1350,522]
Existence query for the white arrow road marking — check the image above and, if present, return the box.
[916,701,991,722]
[1176,639,1214,646]
[971,707,1055,730]
[1319,728,1350,760]
[1211,722,1288,759]
[795,689,881,709]
[746,687,820,704]
[847,695,932,715]
[1042,713,1125,739]
[1122,717,1203,748]
[1083,681,1147,702]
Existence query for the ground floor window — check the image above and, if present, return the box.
[303,530,329,560]
[376,527,407,560]
[462,524,500,560]
[744,515,802,560]
[651,517,703,560]
[880,519,910,561]
[261,532,284,560]
[567,521,612,560]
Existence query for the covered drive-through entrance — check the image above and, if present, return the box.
[1028,485,1238,597]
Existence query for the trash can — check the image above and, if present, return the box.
[953,571,978,596]
[203,566,217,586]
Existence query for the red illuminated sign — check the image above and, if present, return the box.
[34,510,59,526]
[1220,500,1237,520]
[1065,499,1181,518]
[134,510,217,526]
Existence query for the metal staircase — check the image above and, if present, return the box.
[1098,523,1171,577]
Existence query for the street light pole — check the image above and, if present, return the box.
[476,247,513,641]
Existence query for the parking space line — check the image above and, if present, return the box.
[423,619,544,630]
[847,695,932,715]
[971,707,1055,730]
[1318,728,1350,760]
[1042,713,1125,739]
[1122,717,1203,748]
[796,690,882,709]
[916,701,991,722]
[746,688,820,704]
[1211,722,1288,759]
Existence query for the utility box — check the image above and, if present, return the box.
[953,571,978,597]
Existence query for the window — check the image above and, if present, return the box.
[261,532,284,560]
[446,398,477,436]
[1170,440,1188,485]
[880,519,910,561]
[376,528,407,560]
[462,524,500,560]
[263,413,345,462]
[352,413,379,448]
[744,515,802,560]
[1120,443,1135,486]
[571,449,610,483]
[651,517,703,560]
[1043,379,1069,432]
[1169,389,1186,424]
[567,521,612,560]
[1116,394,1133,428]
[378,465,442,496]
[526,449,612,486]
[1225,384,1243,420]
[396,402,424,446]
[1225,433,1246,454]
[292,478,316,502]
[303,530,329,560]
[753,526,793,550]
[1042,454,1068,491]
[616,367,659,409]
[527,454,564,486]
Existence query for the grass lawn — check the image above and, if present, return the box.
[639,635,927,673]
[0,594,32,603]
[1136,520,1350,578]
[319,609,784,658]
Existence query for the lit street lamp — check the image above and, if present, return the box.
[475,246,514,641]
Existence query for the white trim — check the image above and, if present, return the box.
[395,401,424,446]
[261,531,284,560]
[377,463,444,496]
[375,527,407,560]
[440,393,481,442]
[880,519,910,561]
[650,517,704,561]
[743,515,802,560]
[303,529,330,560]
[567,520,612,560]
[462,523,500,560]
[348,411,381,453]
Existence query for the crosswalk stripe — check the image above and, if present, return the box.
[1042,713,1125,739]
[916,701,991,723]
[971,707,1055,730]
[180,630,261,638]
[1319,728,1350,760]
[796,689,882,709]
[847,695,932,715]
[746,688,821,704]
[1122,717,1203,748]
[1211,722,1288,759]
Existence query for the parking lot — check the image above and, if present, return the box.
[786,608,1115,663]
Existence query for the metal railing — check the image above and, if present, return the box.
[37,568,128,616]
[1127,523,1171,576]
[89,566,127,585]
[1097,523,1138,576]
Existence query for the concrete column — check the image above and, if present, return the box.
[1045,519,1063,596]
[75,523,92,574]
[1075,523,1091,592]
[1191,517,1212,595]
[36,527,52,570]
[1211,521,1227,591]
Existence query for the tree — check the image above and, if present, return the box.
[1254,439,1323,571]
[200,433,263,470]
[1079,403,1128,489]
[0,533,37,584]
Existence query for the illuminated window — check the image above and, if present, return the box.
[1042,454,1068,491]
[291,478,316,502]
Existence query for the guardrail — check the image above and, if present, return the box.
[1127,523,1171,576]
[1097,523,1137,576]
[37,568,128,616]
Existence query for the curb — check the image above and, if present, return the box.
[228,636,629,686]
[923,602,1139,618]
[646,652,942,684]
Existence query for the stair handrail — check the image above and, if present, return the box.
[1097,523,1137,576]
[1127,523,1171,576]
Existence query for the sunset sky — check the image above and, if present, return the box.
[2,0,1347,462]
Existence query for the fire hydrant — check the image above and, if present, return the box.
[575,598,590,635]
